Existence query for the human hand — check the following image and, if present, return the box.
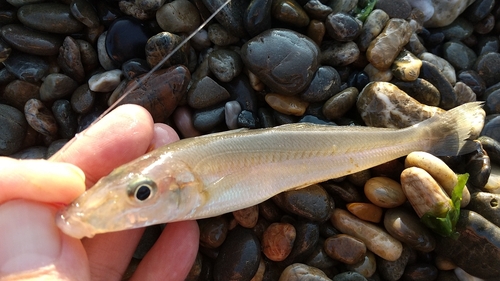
[0,105,199,281]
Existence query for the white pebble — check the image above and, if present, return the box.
[88,69,123,92]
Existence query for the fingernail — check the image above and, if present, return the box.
[0,200,61,274]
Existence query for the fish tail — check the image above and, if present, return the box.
[415,102,485,156]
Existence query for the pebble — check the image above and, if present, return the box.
[481,115,500,142]
[244,0,273,37]
[474,52,500,87]
[346,251,376,278]
[0,104,27,155]
[39,73,79,101]
[332,271,367,281]
[442,41,477,71]
[71,84,96,114]
[198,216,228,249]
[375,0,411,19]
[121,58,150,80]
[357,81,444,128]
[10,146,47,159]
[282,220,320,263]
[304,243,336,271]
[207,23,240,46]
[391,78,441,106]
[51,100,77,139]
[383,207,436,252]
[419,52,456,84]
[419,60,458,109]
[265,93,309,116]
[279,263,331,281]
[241,28,320,95]
[346,203,383,223]
[416,0,476,27]
[145,32,189,69]
[322,181,362,203]
[391,49,421,82]
[307,19,326,46]
[320,41,360,67]
[479,135,500,164]
[233,205,259,228]
[456,81,477,105]
[299,66,341,103]
[24,98,58,136]
[57,36,85,84]
[225,101,242,129]
[0,24,62,56]
[3,53,49,83]
[97,32,116,70]
[320,87,357,121]
[476,35,499,56]
[46,139,68,158]
[464,146,490,190]
[325,13,361,42]
[324,234,366,265]
[208,49,243,82]
[156,0,200,33]
[105,17,152,65]
[467,192,500,227]
[331,209,403,261]
[458,70,485,97]
[119,65,189,122]
[439,17,474,41]
[188,76,230,109]
[70,0,100,28]
[3,80,40,111]
[272,0,309,28]
[262,222,296,261]
[17,3,84,34]
[172,106,201,138]
[363,63,393,82]
[213,226,260,281]
[364,177,406,208]
[401,263,438,281]
[366,18,412,70]
[193,105,225,132]
[272,184,333,222]
[238,111,258,130]
[377,246,411,281]
[203,0,247,37]
[357,9,389,52]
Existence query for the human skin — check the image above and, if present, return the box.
[0,104,199,281]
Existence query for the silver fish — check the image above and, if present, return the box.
[56,102,484,238]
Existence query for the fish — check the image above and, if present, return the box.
[56,102,485,238]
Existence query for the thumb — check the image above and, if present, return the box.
[0,200,89,280]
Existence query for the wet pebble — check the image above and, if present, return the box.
[262,222,296,261]
[213,226,260,281]
[265,93,309,116]
[279,263,331,281]
[357,9,389,52]
[193,105,225,132]
[419,60,457,109]
[208,49,243,82]
[273,184,333,222]
[156,0,200,33]
[375,0,411,19]
[282,219,320,263]
[122,58,150,80]
[474,52,500,87]
[24,98,57,136]
[439,17,473,40]
[332,271,367,281]
[106,17,151,64]
[325,13,360,42]
[18,3,84,34]
[271,0,309,28]
[377,246,411,281]
[419,52,456,85]
[298,66,341,103]
[207,23,240,46]
[391,49,421,82]
[357,81,444,128]
[467,192,500,227]
[324,234,366,265]
[57,36,85,83]
[366,18,411,70]
[70,0,100,28]
[304,0,331,21]
[51,99,77,139]
[3,80,40,111]
[464,145,491,190]
[384,207,436,252]
[363,63,393,82]
[172,106,200,138]
[481,115,500,142]
[442,41,477,71]
[39,73,79,101]
[241,28,320,95]
[244,0,272,37]
[188,76,230,109]
[203,0,247,37]
[224,101,241,129]
[331,209,403,261]
[0,24,62,56]
[454,82,477,105]
[233,205,259,228]
[0,104,27,155]
[320,41,359,67]
[391,78,441,106]
[145,32,189,69]
[364,177,406,208]
[457,70,485,97]
[307,19,326,46]
[322,87,358,121]
[117,65,190,122]
[71,84,96,114]
[3,53,49,83]
[479,135,500,164]
[198,216,228,249]
[346,251,376,278]
[346,203,383,223]
[88,69,122,92]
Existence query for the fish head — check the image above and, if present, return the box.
[56,153,205,238]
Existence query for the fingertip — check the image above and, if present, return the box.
[151,124,180,148]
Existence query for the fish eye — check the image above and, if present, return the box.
[127,178,157,202]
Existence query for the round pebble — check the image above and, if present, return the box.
[346,203,383,223]
[24,98,58,136]
[299,66,341,103]
[224,101,242,130]
[325,13,360,42]
[320,41,360,67]
[71,84,96,114]
[193,105,225,132]
[88,69,123,92]
[208,49,243,83]
[233,205,259,228]
[322,87,358,121]
[3,80,40,111]
[262,222,296,261]
[51,100,77,139]
[377,246,411,281]
[474,52,500,87]
[273,184,333,222]
[156,0,201,33]
[271,0,309,28]
[145,31,189,69]
[0,104,27,155]
[3,53,49,83]
[265,93,309,116]
[364,177,406,208]
[198,216,228,249]
[279,263,331,281]
[57,36,85,83]
[39,73,79,101]
[324,234,366,265]
[105,17,152,64]
[188,76,230,109]
[0,24,62,56]
[391,49,422,82]
[391,78,441,106]
[17,3,84,34]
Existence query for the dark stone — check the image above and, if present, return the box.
[481,115,500,142]
[465,145,491,189]
[478,136,500,165]
[70,0,100,28]
[52,99,77,139]
[3,80,40,111]
[0,9,17,25]
[237,110,258,128]
[193,105,225,132]
[476,36,499,56]
[0,24,62,56]
[332,271,367,281]
[145,31,189,69]
[375,0,411,19]
[322,87,358,121]
[17,3,84,34]
[241,28,320,95]
[244,0,272,37]
[325,13,360,42]
[484,88,500,114]
[377,246,411,281]
[24,98,58,136]
[457,70,485,97]
[279,220,320,264]
[299,66,341,102]
[221,75,257,112]
[208,49,243,83]
[188,76,230,109]
[401,263,438,281]
[70,84,96,114]
[467,192,500,227]
[303,0,332,21]
[442,41,477,71]
[213,226,260,281]
[435,210,500,279]
[0,104,27,155]
[320,41,359,67]
[392,78,441,106]
[3,52,49,83]
[202,0,249,37]
[271,0,310,27]
[273,184,333,222]
[39,73,79,101]
[106,17,152,65]
[58,36,85,83]
[122,58,150,80]
[347,71,370,92]
[474,52,500,87]
[419,60,457,109]
[198,216,229,249]
[463,0,495,22]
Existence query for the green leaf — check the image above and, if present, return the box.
[355,0,377,22]
[420,173,468,238]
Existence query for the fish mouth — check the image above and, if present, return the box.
[56,205,99,239]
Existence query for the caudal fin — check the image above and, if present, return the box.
[414,102,485,156]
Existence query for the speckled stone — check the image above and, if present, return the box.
[322,87,358,121]
[299,66,341,103]
[208,49,243,83]
[272,0,309,27]
[320,41,360,67]
[0,24,62,56]
[3,53,49,83]
[377,246,412,281]
[357,82,444,128]
[52,99,77,139]
[233,205,259,228]
[241,28,320,95]
[207,23,240,46]
[145,31,189,69]
[58,36,85,83]
[325,13,360,42]
[39,73,79,101]
[474,52,500,87]
[156,0,200,33]
[262,222,296,261]
[3,80,40,111]
[357,9,389,52]
[0,104,27,155]
[324,234,366,265]
[24,98,57,136]
[17,3,84,34]
[273,184,333,222]
[71,84,96,114]
[279,263,331,281]
[391,78,441,107]
[188,76,230,109]
[391,49,421,82]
